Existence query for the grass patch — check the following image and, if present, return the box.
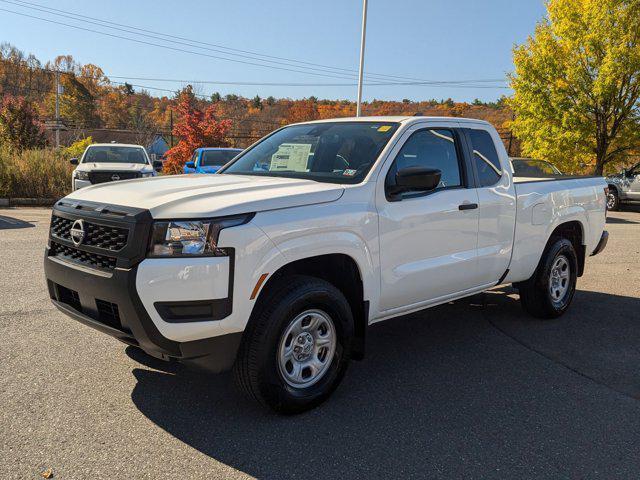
[0,147,73,199]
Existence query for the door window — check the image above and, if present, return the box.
[386,128,463,197]
[466,129,502,187]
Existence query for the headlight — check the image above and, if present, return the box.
[76,171,89,180]
[148,214,253,257]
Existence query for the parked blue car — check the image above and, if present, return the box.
[183,147,244,174]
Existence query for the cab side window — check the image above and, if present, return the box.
[387,128,462,195]
[466,129,502,187]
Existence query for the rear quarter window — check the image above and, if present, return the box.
[466,129,502,187]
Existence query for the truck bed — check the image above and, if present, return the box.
[514,175,601,183]
[505,175,607,284]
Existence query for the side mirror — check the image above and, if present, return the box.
[70,158,79,165]
[153,160,163,171]
[185,161,195,168]
[388,167,441,198]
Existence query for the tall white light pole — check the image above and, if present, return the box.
[356,0,368,117]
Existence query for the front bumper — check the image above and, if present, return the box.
[44,199,242,373]
[591,230,609,256]
[45,255,241,372]
[73,178,91,191]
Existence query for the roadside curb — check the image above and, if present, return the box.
[0,198,57,207]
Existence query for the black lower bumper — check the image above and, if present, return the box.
[44,253,241,373]
[591,230,609,256]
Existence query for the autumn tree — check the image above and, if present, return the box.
[163,86,232,174]
[286,99,319,124]
[509,0,640,174]
[45,73,100,128]
[0,94,46,150]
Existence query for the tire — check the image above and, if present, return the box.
[233,275,353,414]
[518,238,578,319]
[607,188,620,211]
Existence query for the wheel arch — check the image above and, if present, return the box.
[251,253,368,360]
[547,220,586,276]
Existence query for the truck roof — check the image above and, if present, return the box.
[87,143,146,148]
[297,116,493,127]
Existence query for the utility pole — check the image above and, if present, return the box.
[356,0,368,117]
[55,70,60,148]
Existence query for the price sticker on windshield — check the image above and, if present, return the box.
[269,144,312,172]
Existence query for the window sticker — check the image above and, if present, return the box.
[269,143,312,172]
[377,125,392,132]
[343,169,357,176]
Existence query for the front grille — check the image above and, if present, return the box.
[88,171,140,184]
[96,299,123,330]
[51,215,128,251]
[48,200,152,272]
[50,240,117,270]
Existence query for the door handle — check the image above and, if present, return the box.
[458,203,478,211]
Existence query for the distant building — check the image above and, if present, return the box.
[147,134,170,159]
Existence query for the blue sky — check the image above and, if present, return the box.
[0,0,546,102]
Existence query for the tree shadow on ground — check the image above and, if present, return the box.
[127,288,640,479]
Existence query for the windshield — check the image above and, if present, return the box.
[512,159,561,176]
[83,146,148,164]
[201,150,242,167]
[627,163,640,176]
[220,122,399,184]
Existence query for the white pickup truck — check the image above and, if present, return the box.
[44,116,608,413]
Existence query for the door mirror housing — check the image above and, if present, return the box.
[387,167,441,199]
[70,158,79,165]
[185,161,195,169]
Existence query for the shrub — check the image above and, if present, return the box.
[0,146,73,198]
[63,136,93,160]
[0,95,46,151]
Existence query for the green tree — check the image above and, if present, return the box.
[0,94,46,151]
[252,94,262,109]
[509,0,640,174]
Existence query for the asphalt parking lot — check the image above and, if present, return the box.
[1,206,639,479]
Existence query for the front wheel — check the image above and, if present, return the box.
[518,238,578,319]
[607,188,620,211]
[233,275,353,414]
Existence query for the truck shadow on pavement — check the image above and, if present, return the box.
[128,288,640,479]
[0,215,36,229]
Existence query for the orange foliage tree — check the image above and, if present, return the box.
[286,99,319,124]
[163,86,232,174]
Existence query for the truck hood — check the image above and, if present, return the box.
[66,174,345,218]
[76,163,152,172]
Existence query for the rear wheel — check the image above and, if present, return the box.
[233,275,353,414]
[518,238,578,319]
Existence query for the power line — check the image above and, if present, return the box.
[0,7,368,81]
[2,0,508,86]
[0,0,364,81]
[0,69,509,89]
[100,75,508,88]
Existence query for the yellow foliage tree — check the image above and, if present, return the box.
[509,0,640,174]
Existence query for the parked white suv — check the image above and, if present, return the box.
[46,117,608,413]
[70,143,159,191]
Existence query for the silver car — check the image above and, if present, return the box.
[606,162,640,210]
